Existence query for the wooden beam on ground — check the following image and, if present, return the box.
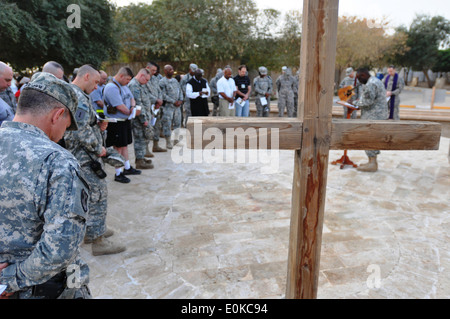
[186,118,441,151]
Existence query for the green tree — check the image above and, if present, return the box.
[0,0,117,72]
[335,16,407,79]
[242,9,282,71]
[115,0,258,71]
[276,10,302,69]
[432,49,450,73]
[397,14,450,87]
[242,9,302,72]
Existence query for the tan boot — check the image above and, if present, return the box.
[145,145,155,158]
[136,158,154,170]
[152,140,167,153]
[173,132,181,146]
[357,156,378,172]
[165,137,173,150]
[84,228,114,244]
[92,236,126,256]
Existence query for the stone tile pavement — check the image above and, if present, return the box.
[80,133,449,299]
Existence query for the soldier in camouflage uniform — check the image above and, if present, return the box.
[339,67,361,119]
[128,69,154,170]
[0,62,15,125]
[355,68,389,172]
[180,64,198,127]
[64,65,126,256]
[160,65,184,150]
[253,66,273,117]
[146,62,166,153]
[276,66,297,117]
[0,73,91,299]
[0,86,17,114]
[294,69,300,117]
[210,68,223,117]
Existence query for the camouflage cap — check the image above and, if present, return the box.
[189,64,198,71]
[346,67,354,76]
[24,72,79,131]
[259,66,268,75]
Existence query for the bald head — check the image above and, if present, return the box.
[76,64,98,78]
[72,64,100,94]
[99,70,108,85]
[164,65,174,78]
[42,61,64,79]
[0,61,14,92]
[224,67,232,79]
[194,69,203,80]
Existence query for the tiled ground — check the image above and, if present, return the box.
[80,134,449,299]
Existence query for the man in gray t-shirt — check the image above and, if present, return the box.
[103,67,141,178]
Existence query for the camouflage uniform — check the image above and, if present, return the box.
[382,73,405,120]
[294,72,300,118]
[0,73,91,299]
[0,87,17,113]
[339,76,361,119]
[128,78,153,160]
[0,97,14,126]
[276,73,297,117]
[160,77,183,138]
[356,76,388,158]
[210,71,223,117]
[180,73,194,126]
[146,76,164,143]
[64,84,108,242]
[254,74,273,117]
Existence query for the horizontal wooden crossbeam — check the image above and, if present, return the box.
[186,117,441,151]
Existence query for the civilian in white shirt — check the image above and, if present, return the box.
[216,67,236,116]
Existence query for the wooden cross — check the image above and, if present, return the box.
[186,0,441,299]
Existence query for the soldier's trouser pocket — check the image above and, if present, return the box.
[31,271,67,299]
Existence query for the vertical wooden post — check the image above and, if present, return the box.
[431,86,436,109]
[286,0,339,299]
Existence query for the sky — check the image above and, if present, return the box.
[111,0,450,30]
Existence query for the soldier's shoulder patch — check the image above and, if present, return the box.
[81,189,89,213]
[75,108,87,122]
[77,101,89,112]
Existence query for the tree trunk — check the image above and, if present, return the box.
[423,69,434,88]
[403,67,409,86]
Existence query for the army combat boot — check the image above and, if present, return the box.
[152,140,167,153]
[145,145,155,158]
[136,158,154,170]
[165,136,173,150]
[173,132,181,146]
[91,236,126,256]
[357,156,378,172]
[84,228,114,244]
